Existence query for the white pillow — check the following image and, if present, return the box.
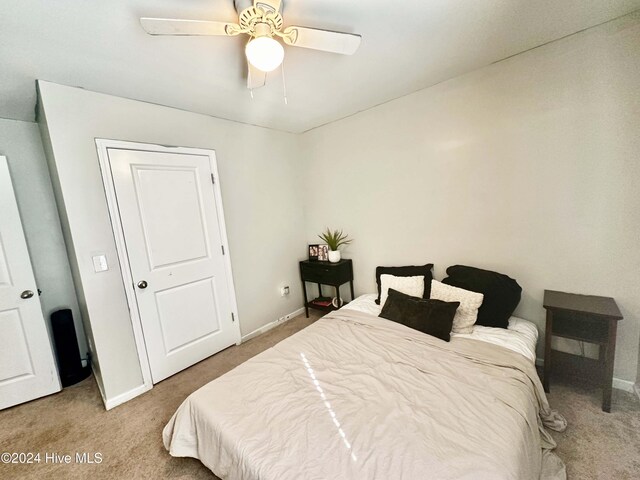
[379,274,425,306]
[430,280,483,334]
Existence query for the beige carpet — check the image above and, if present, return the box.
[546,379,640,479]
[1,312,638,479]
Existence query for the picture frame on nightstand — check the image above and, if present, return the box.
[308,244,319,261]
[317,245,329,262]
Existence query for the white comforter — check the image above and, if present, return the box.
[164,308,565,480]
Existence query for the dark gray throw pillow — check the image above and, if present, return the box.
[442,265,522,329]
[379,289,459,342]
[375,264,433,304]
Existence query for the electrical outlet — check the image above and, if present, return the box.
[280,285,290,296]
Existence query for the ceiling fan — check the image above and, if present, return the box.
[140,0,362,90]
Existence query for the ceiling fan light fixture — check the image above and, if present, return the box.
[245,36,284,72]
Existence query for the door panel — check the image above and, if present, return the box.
[156,277,221,354]
[134,166,209,269]
[107,148,238,383]
[0,309,35,382]
[0,157,61,409]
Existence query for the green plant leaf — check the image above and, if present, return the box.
[317,228,352,251]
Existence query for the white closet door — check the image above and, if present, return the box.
[107,148,239,383]
[0,156,61,410]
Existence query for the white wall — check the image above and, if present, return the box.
[301,13,640,384]
[37,82,305,404]
[0,118,87,358]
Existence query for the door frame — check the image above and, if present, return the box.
[95,139,242,392]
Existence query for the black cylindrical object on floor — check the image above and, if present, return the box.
[51,309,91,387]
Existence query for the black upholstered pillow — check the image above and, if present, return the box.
[379,289,459,342]
[442,265,521,329]
[375,264,433,304]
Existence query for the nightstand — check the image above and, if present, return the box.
[542,290,623,412]
[300,259,354,317]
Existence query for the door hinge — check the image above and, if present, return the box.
[221,245,225,255]
[211,173,215,184]
[231,312,235,322]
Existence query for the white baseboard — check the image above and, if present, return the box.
[535,357,635,393]
[241,307,305,343]
[104,383,151,410]
[91,358,151,410]
[612,378,635,393]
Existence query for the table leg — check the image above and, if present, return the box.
[602,320,618,413]
[543,310,553,393]
[349,280,355,301]
[302,281,309,318]
[599,343,607,382]
[335,285,341,309]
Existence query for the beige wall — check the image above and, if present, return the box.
[0,118,86,358]
[37,82,305,403]
[301,14,640,384]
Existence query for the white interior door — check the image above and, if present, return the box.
[0,156,61,410]
[106,147,240,383]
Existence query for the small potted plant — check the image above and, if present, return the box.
[318,228,352,263]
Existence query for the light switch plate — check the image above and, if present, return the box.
[92,254,108,273]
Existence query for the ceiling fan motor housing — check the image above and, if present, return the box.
[253,22,272,39]
[239,6,283,37]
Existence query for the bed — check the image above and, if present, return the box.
[163,294,566,479]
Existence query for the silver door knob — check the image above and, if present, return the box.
[137,280,148,289]
[20,290,35,299]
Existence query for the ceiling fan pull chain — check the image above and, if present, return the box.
[281,60,288,105]
[248,68,254,99]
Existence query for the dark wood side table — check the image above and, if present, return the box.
[300,259,354,317]
[542,289,623,412]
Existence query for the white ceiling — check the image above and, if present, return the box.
[1,0,639,133]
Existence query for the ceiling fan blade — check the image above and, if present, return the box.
[247,61,267,89]
[140,18,240,36]
[282,26,361,55]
